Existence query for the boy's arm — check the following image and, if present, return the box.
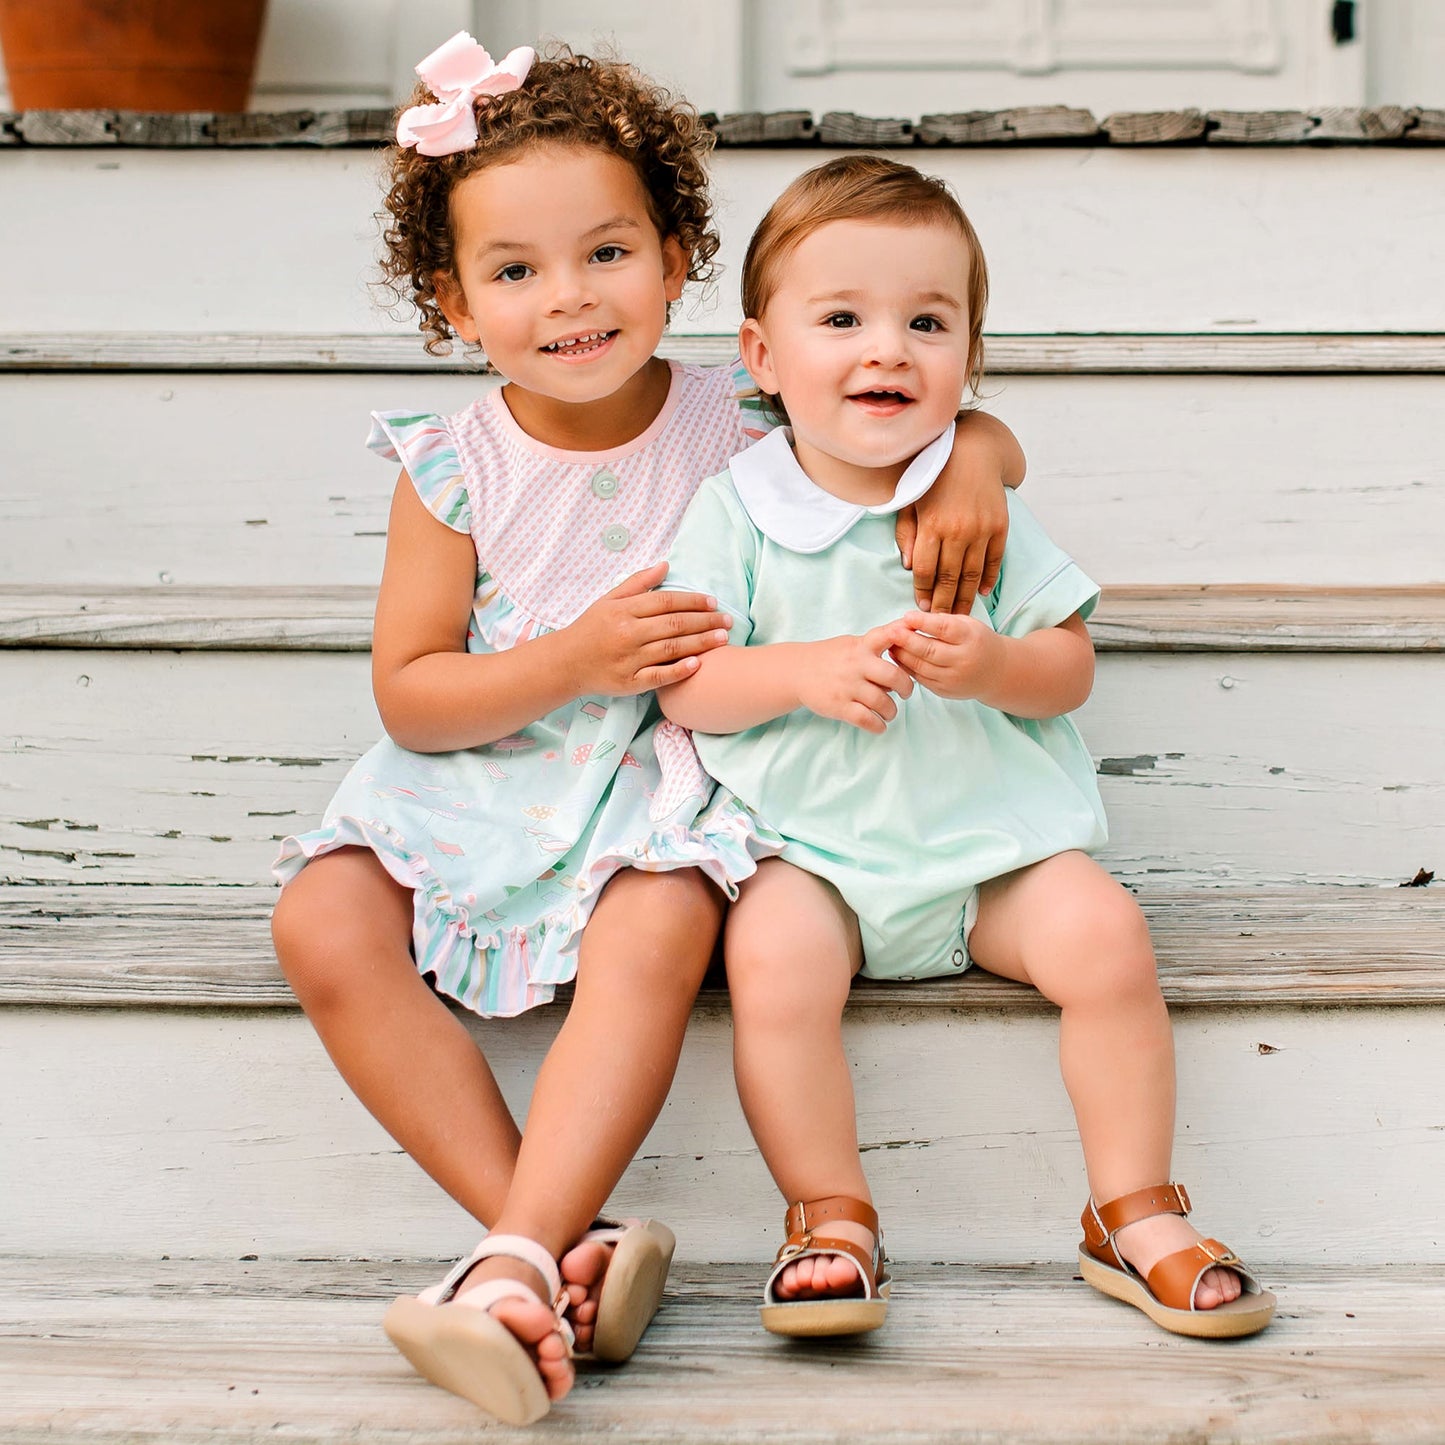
[659,629,913,737]
[885,610,1094,719]
[895,410,1026,616]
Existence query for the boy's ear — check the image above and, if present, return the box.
[433,270,480,343]
[738,317,778,394]
[661,235,689,303]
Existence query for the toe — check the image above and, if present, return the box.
[488,1296,575,1401]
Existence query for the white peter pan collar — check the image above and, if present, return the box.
[730,423,956,554]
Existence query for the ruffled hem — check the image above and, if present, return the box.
[273,792,781,1020]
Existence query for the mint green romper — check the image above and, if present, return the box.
[664,424,1108,981]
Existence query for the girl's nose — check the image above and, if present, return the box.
[545,268,597,315]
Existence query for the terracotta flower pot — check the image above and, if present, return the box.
[0,0,269,112]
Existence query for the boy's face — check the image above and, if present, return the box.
[435,143,687,406]
[741,218,973,496]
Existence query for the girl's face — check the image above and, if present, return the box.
[740,218,973,498]
[436,144,688,411]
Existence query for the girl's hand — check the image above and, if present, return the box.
[893,412,1025,615]
[564,562,733,697]
[797,628,915,734]
[886,610,1002,701]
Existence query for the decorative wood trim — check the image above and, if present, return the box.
[3,585,1441,655]
[3,107,1443,148]
[9,332,1445,374]
[2,884,1440,1009]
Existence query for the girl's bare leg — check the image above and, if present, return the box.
[967,850,1240,1309]
[271,846,522,1223]
[726,858,872,1301]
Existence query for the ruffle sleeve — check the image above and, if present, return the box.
[729,357,784,443]
[367,410,473,534]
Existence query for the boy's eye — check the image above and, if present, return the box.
[592,244,627,264]
[911,315,944,333]
[824,312,858,329]
[496,263,533,283]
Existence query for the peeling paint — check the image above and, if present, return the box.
[189,754,329,768]
[16,819,59,830]
[1099,753,1183,776]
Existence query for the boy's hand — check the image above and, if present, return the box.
[886,610,1003,701]
[797,628,914,734]
[565,562,733,696]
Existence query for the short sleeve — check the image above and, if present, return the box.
[727,357,784,445]
[986,493,1099,638]
[367,410,472,534]
[663,471,760,645]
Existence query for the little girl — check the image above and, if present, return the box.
[270,36,1025,1425]
[660,155,1277,1343]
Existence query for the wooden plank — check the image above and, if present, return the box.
[3,650,1442,888]
[709,111,816,145]
[4,584,1444,653]
[1407,108,1445,142]
[6,371,1443,592]
[12,330,1445,373]
[1100,110,1206,144]
[817,112,913,146]
[2,884,1441,1010]
[4,1003,1445,1261]
[1,1260,1442,1444]
[111,114,216,147]
[14,110,115,145]
[7,148,1445,335]
[1208,110,1316,143]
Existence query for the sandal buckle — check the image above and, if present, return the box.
[1196,1238,1235,1265]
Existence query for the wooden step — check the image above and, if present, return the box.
[4,584,1441,652]
[4,1256,1442,1443]
[3,883,1442,1009]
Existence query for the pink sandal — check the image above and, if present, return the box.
[574,1215,676,1362]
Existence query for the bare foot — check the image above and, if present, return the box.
[453,1256,574,1401]
[1112,1213,1244,1310]
[770,1218,873,1302]
[557,1236,611,1354]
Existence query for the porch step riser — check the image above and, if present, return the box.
[6,1004,1443,1262]
[5,649,1439,888]
[4,372,1443,589]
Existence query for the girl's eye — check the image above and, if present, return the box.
[496,263,532,283]
[911,315,944,333]
[824,312,858,329]
[592,245,626,264]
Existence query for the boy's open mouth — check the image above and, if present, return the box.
[541,330,617,356]
[849,389,913,410]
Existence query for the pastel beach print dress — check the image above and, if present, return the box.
[274,362,780,1018]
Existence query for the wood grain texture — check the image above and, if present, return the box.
[12,330,1445,373]
[6,371,1445,590]
[4,1004,1444,1259]
[4,584,1442,653]
[1100,110,1207,144]
[708,111,816,145]
[14,110,115,144]
[817,112,913,146]
[2,883,1441,1009]
[2,1259,1442,1444]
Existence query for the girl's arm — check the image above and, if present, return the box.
[659,629,913,738]
[895,410,1027,616]
[372,474,732,752]
[886,610,1095,719]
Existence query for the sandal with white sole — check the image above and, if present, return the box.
[759,1195,890,1338]
[384,1234,574,1425]
[1079,1182,1277,1339]
[574,1215,676,1363]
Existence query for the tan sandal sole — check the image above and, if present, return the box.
[592,1219,676,1363]
[383,1295,551,1424]
[1078,1251,1277,1339]
[760,1289,889,1338]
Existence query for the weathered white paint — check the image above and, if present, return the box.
[1,650,1440,887]
[5,1260,1444,1444]
[4,147,1445,334]
[2,1004,1442,1261]
[4,371,1441,589]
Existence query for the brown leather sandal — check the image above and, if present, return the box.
[759,1195,890,1338]
[1079,1183,1276,1338]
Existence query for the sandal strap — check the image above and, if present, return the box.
[1146,1238,1260,1311]
[1081,1182,1192,1255]
[423,1232,566,1314]
[783,1195,880,1239]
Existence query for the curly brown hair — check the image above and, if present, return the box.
[378,45,719,356]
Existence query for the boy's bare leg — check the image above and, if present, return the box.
[726,858,872,1300]
[968,850,1241,1309]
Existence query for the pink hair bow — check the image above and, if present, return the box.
[396,32,536,157]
